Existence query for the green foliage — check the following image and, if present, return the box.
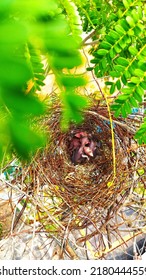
[0,0,88,161]
[74,0,117,35]
[1,0,146,161]
[27,44,46,92]
[87,0,146,143]
[134,117,146,144]
[61,90,88,130]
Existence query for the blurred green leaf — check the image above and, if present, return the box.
[9,118,46,159]
[140,81,146,90]
[51,52,82,69]
[114,25,125,35]
[61,91,89,130]
[126,16,135,27]
[133,90,143,102]
[2,89,46,116]
[60,75,86,88]
[123,0,130,9]
[114,65,125,72]
[128,46,138,55]
[131,77,140,83]
[0,58,32,87]
[134,69,145,77]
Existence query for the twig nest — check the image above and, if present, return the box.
[37,104,139,231]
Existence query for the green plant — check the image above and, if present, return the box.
[83,0,146,143]
[0,0,88,161]
[0,0,146,163]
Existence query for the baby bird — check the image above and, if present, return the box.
[69,137,80,151]
[69,131,101,165]
[71,135,90,164]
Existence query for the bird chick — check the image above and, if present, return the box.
[71,135,90,164]
[69,137,80,151]
[80,136,90,146]
[70,131,100,165]
[83,146,93,157]
[74,131,87,138]
[88,140,97,157]
[71,145,84,164]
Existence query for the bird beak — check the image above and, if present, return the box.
[89,151,93,157]
[83,147,93,157]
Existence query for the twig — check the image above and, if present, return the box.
[83,39,99,46]
[87,110,136,134]
[82,30,96,44]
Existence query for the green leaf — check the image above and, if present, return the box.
[0,58,32,87]
[138,62,146,71]
[127,82,135,88]
[109,30,120,40]
[140,81,146,90]
[110,83,116,94]
[131,77,140,84]
[124,35,131,44]
[128,46,138,55]
[101,58,107,69]
[9,119,46,160]
[137,23,144,32]
[127,29,134,36]
[52,52,82,69]
[128,65,136,76]
[124,101,132,114]
[114,65,125,72]
[133,26,141,36]
[137,6,143,18]
[121,106,127,117]
[60,75,86,87]
[114,44,121,53]
[109,71,121,78]
[134,69,144,77]
[114,109,121,118]
[121,87,132,94]
[120,19,130,31]
[116,80,121,90]
[96,49,109,56]
[141,46,146,56]
[131,9,140,22]
[116,57,129,67]
[61,91,89,129]
[123,0,130,8]
[136,86,144,96]
[106,35,115,44]
[100,41,112,50]
[126,16,135,27]
[133,91,143,102]
[129,96,138,107]
[105,81,113,86]
[116,94,130,101]
[114,25,125,35]
[109,48,116,58]
[2,89,45,116]
[135,124,146,137]
[121,74,127,85]
[118,38,127,49]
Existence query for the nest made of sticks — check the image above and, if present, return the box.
[27,103,145,237]
[1,101,146,260]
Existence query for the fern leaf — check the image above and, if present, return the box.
[27,44,46,92]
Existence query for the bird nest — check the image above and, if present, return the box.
[30,103,144,239]
[1,102,146,259]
